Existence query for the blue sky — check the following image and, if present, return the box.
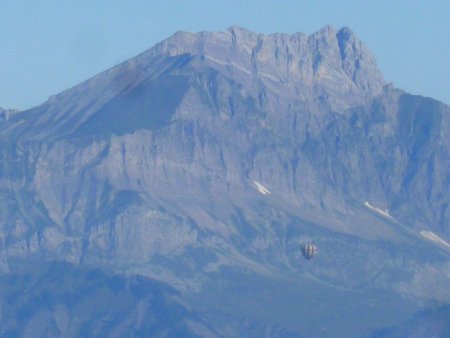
[1,0,449,109]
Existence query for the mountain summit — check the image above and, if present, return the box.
[0,26,449,337]
[157,25,384,98]
[3,26,385,140]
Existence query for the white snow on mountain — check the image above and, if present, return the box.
[254,181,271,195]
[364,201,393,219]
[420,231,450,249]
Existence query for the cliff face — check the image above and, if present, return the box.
[0,26,449,337]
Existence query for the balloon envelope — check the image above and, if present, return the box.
[302,243,317,260]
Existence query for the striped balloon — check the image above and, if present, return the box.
[302,243,317,260]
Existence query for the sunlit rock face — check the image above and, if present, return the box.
[0,26,449,337]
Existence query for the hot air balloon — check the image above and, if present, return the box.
[302,243,317,260]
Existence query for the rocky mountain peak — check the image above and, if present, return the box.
[148,25,384,106]
[13,26,383,130]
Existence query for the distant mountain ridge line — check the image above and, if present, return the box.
[18,25,383,114]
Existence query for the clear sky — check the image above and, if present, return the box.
[1,0,449,110]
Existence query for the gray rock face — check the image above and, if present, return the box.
[0,26,449,337]
[158,26,384,100]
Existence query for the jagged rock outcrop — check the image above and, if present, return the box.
[0,107,19,122]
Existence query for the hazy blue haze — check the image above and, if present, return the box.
[0,0,449,110]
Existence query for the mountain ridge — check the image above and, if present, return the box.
[1,25,387,144]
[4,25,384,120]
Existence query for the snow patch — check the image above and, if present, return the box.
[364,201,393,219]
[203,55,280,81]
[254,181,271,195]
[420,231,450,249]
[204,55,252,76]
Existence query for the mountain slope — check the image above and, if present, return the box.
[0,262,218,338]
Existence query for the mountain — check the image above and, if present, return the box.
[371,305,450,338]
[0,261,218,338]
[0,26,449,337]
